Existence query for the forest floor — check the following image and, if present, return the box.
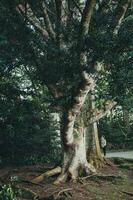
[0,158,133,200]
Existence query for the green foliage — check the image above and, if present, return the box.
[99,115,133,150]
[0,68,61,165]
[0,185,16,200]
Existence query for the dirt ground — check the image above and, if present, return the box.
[0,159,133,200]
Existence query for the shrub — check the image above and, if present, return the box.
[0,184,16,200]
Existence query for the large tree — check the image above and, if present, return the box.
[0,0,132,183]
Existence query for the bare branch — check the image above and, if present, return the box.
[17,4,49,39]
[78,0,96,69]
[49,104,65,112]
[47,84,63,99]
[111,0,131,34]
[87,101,117,125]
[41,1,56,41]
[54,0,62,44]
[80,0,96,38]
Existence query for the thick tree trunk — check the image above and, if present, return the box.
[32,88,116,184]
[54,117,96,184]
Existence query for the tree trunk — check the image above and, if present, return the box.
[87,122,103,168]
[54,116,96,184]
[86,94,103,168]
[123,106,130,137]
[32,85,115,184]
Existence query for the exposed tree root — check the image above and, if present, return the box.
[53,162,96,184]
[32,166,61,183]
[121,190,133,196]
[79,173,125,186]
[54,172,68,185]
[39,188,73,200]
[80,174,97,180]
[21,179,44,187]
[56,188,73,198]
[104,158,116,167]
[87,162,97,174]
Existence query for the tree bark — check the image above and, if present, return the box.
[54,116,96,184]
[87,122,103,167]
[123,105,130,137]
[111,0,131,34]
[86,94,103,168]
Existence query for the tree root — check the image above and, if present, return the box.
[80,174,97,180]
[39,188,73,200]
[32,161,96,185]
[53,172,68,185]
[53,162,97,185]
[21,179,44,187]
[104,158,116,167]
[78,173,125,186]
[121,190,133,196]
[32,166,61,183]
[55,188,73,198]
[87,162,97,174]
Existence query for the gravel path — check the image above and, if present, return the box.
[106,151,133,159]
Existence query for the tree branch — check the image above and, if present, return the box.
[79,0,96,38]
[49,104,64,112]
[41,1,56,41]
[111,0,131,34]
[86,101,116,125]
[62,72,95,146]
[54,0,62,45]
[17,4,49,39]
[78,0,96,69]
[47,84,63,99]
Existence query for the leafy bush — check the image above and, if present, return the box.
[0,185,16,200]
[0,76,61,165]
[99,117,133,150]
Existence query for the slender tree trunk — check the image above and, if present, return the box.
[87,122,103,167]
[123,106,130,137]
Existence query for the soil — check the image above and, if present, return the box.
[0,159,133,200]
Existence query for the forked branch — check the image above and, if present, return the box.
[17,4,49,39]
[85,101,116,126]
[41,1,56,41]
[80,0,96,38]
